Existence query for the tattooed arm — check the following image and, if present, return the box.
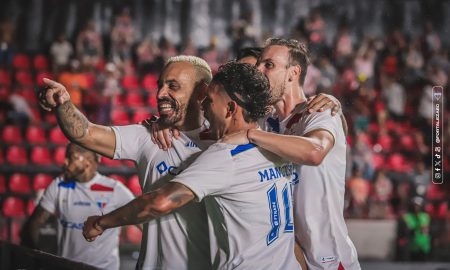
[21,206,54,249]
[83,183,194,241]
[39,78,116,158]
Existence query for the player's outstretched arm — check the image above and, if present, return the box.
[39,78,116,158]
[82,182,194,242]
[248,129,334,166]
[21,206,54,249]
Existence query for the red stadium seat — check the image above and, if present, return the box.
[372,154,385,170]
[400,134,415,152]
[0,86,9,100]
[127,175,141,195]
[44,112,57,125]
[126,92,145,107]
[2,125,23,144]
[33,55,49,70]
[33,173,53,191]
[108,174,127,185]
[26,199,36,216]
[121,75,140,91]
[15,70,34,86]
[376,134,392,152]
[54,146,66,165]
[6,146,28,165]
[112,93,126,106]
[132,110,152,124]
[9,173,32,194]
[12,54,31,70]
[147,94,157,110]
[111,109,130,125]
[0,69,11,86]
[35,71,54,87]
[30,146,52,165]
[2,196,26,218]
[18,87,38,103]
[0,175,6,194]
[142,74,158,91]
[126,225,142,244]
[101,156,122,167]
[49,126,68,144]
[30,107,42,123]
[26,126,47,144]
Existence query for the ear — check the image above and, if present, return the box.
[226,101,238,117]
[288,65,301,82]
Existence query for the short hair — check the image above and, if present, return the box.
[67,143,100,163]
[167,55,213,84]
[236,47,263,61]
[212,62,271,122]
[264,38,310,86]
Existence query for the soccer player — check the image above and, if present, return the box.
[21,143,134,270]
[224,38,360,270]
[38,56,215,270]
[82,62,301,270]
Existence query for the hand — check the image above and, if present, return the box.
[141,117,180,150]
[219,129,250,145]
[38,78,71,111]
[307,93,341,116]
[83,216,104,242]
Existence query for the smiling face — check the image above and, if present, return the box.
[200,82,230,140]
[156,62,198,128]
[257,45,291,103]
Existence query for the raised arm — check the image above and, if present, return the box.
[39,78,116,158]
[248,129,334,166]
[21,206,54,249]
[83,182,194,241]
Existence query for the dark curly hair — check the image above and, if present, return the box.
[212,62,271,122]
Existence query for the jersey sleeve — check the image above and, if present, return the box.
[38,179,59,214]
[113,181,135,208]
[171,144,233,201]
[301,109,341,145]
[111,125,156,161]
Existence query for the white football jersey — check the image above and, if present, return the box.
[172,143,301,270]
[39,173,134,270]
[261,103,360,270]
[112,124,214,270]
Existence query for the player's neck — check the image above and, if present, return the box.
[274,85,307,120]
[77,170,97,183]
[177,112,203,132]
[224,121,258,139]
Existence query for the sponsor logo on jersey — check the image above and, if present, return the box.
[320,256,337,263]
[258,164,296,182]
[156,161,183,176]
[73,201,91,207]
[60,219,84,230]
[185,141,198,148]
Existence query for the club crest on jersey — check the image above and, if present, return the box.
[156,161,182,176]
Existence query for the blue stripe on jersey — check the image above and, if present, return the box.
[58,180,76,189]
[230,143,256,156]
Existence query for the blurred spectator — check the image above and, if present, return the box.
[381,75,406,120]
[404,41,424,80]
[6,90,35,128]
[352,131,374,180]
[347,167,371,218]
[111,9,136,68]
[0,19,15,68]
[50,34,74,73]
[305,8,326,55]
[355,38,376,88]
[369,170,393,219]
[409,161,430,198]
[397,197,431,261]
[317,51,337,94]
[58,59,89,107]
[76,20,103,70]
[136,37,159,75]
[303,62,321,97]
[422,22,441,56]
[180,37,198,56]
[202,36,223,72]
[334,25,353,67]
[96,62,121,124]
